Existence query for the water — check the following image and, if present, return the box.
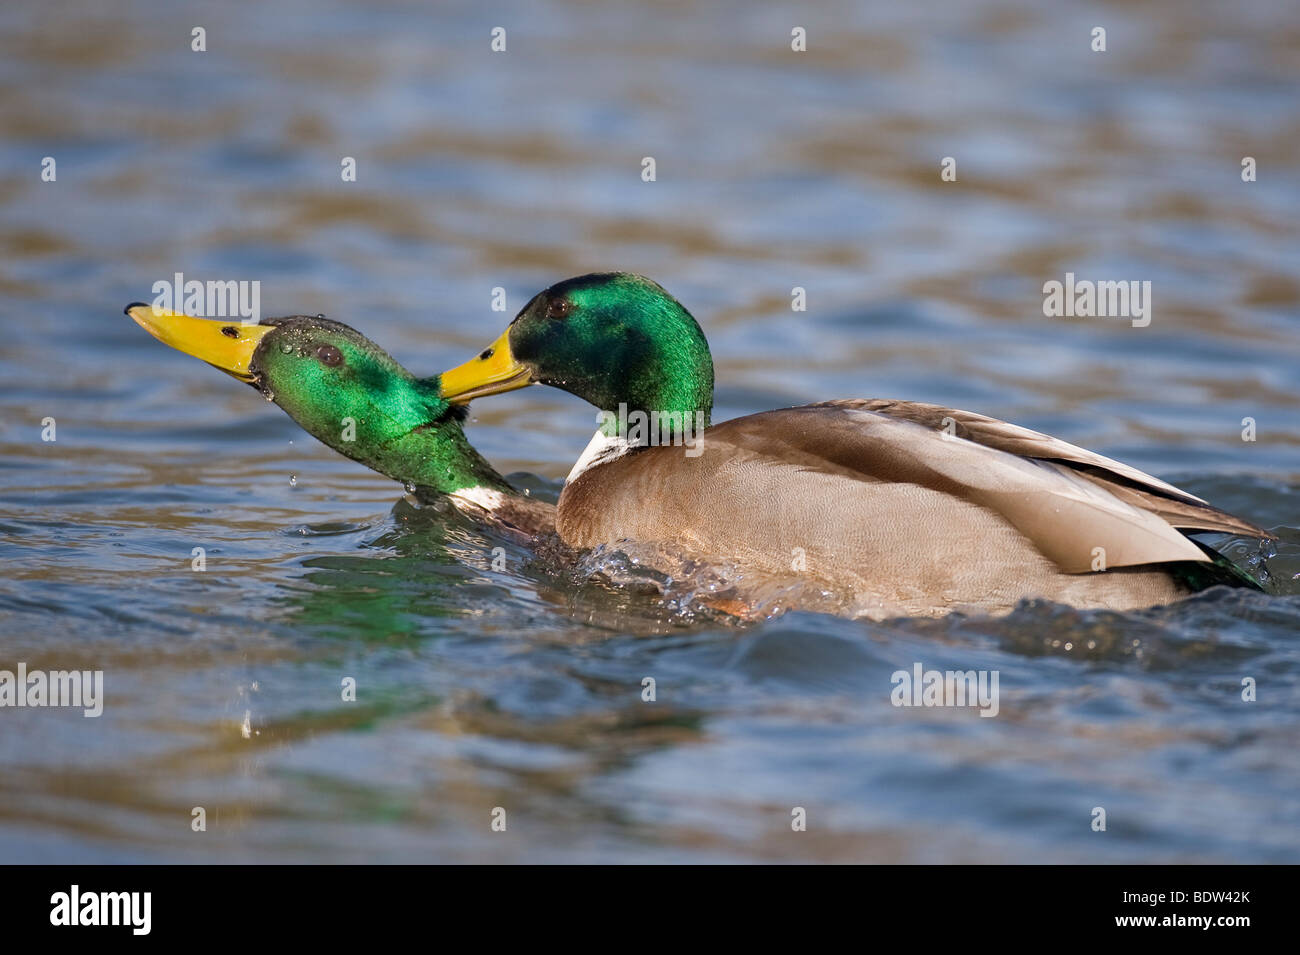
[1,0,1298,862]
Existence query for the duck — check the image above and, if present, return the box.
[435,272,1272,619]
[124,304,553,539]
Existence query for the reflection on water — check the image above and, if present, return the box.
[1,0,1298,862]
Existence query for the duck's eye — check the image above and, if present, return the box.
[546,298,572,320]
[315,344,343,367]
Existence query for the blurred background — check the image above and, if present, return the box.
[0,0,1297,863]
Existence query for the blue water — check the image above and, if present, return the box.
[0,0,1297,862]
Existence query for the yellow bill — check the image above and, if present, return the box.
[125,303,273,382]
[438,328,534,404]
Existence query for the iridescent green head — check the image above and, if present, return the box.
[439,273,714,429]
[126,305,508,494]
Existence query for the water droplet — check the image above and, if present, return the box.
[263,390,275,402]
[280,344,293,354]
[403,482,416,494]
[316,313,325,319]
[289,474,297,487]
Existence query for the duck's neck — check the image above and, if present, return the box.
[564,366,712,484]
[367,426,554,538]
[591,357,714,443]
[350,423,514,497]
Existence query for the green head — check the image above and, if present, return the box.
[126,305,510,495]
[439,273,714,433]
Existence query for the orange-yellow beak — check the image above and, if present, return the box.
[125,303,273,382]
[437,328,534,404]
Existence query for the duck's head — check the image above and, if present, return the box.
[439,273,714,427]
[126,304,507,494]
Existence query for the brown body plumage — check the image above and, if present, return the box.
[557,400,1266,618]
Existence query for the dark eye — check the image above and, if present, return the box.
[315,344,343,367]
[546,298,572,320]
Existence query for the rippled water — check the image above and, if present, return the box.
[1,0,1298,862]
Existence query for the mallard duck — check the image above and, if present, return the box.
[124,304,553,538]
[436,272,1271,618]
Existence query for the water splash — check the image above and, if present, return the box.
[1220,536,1278,587]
